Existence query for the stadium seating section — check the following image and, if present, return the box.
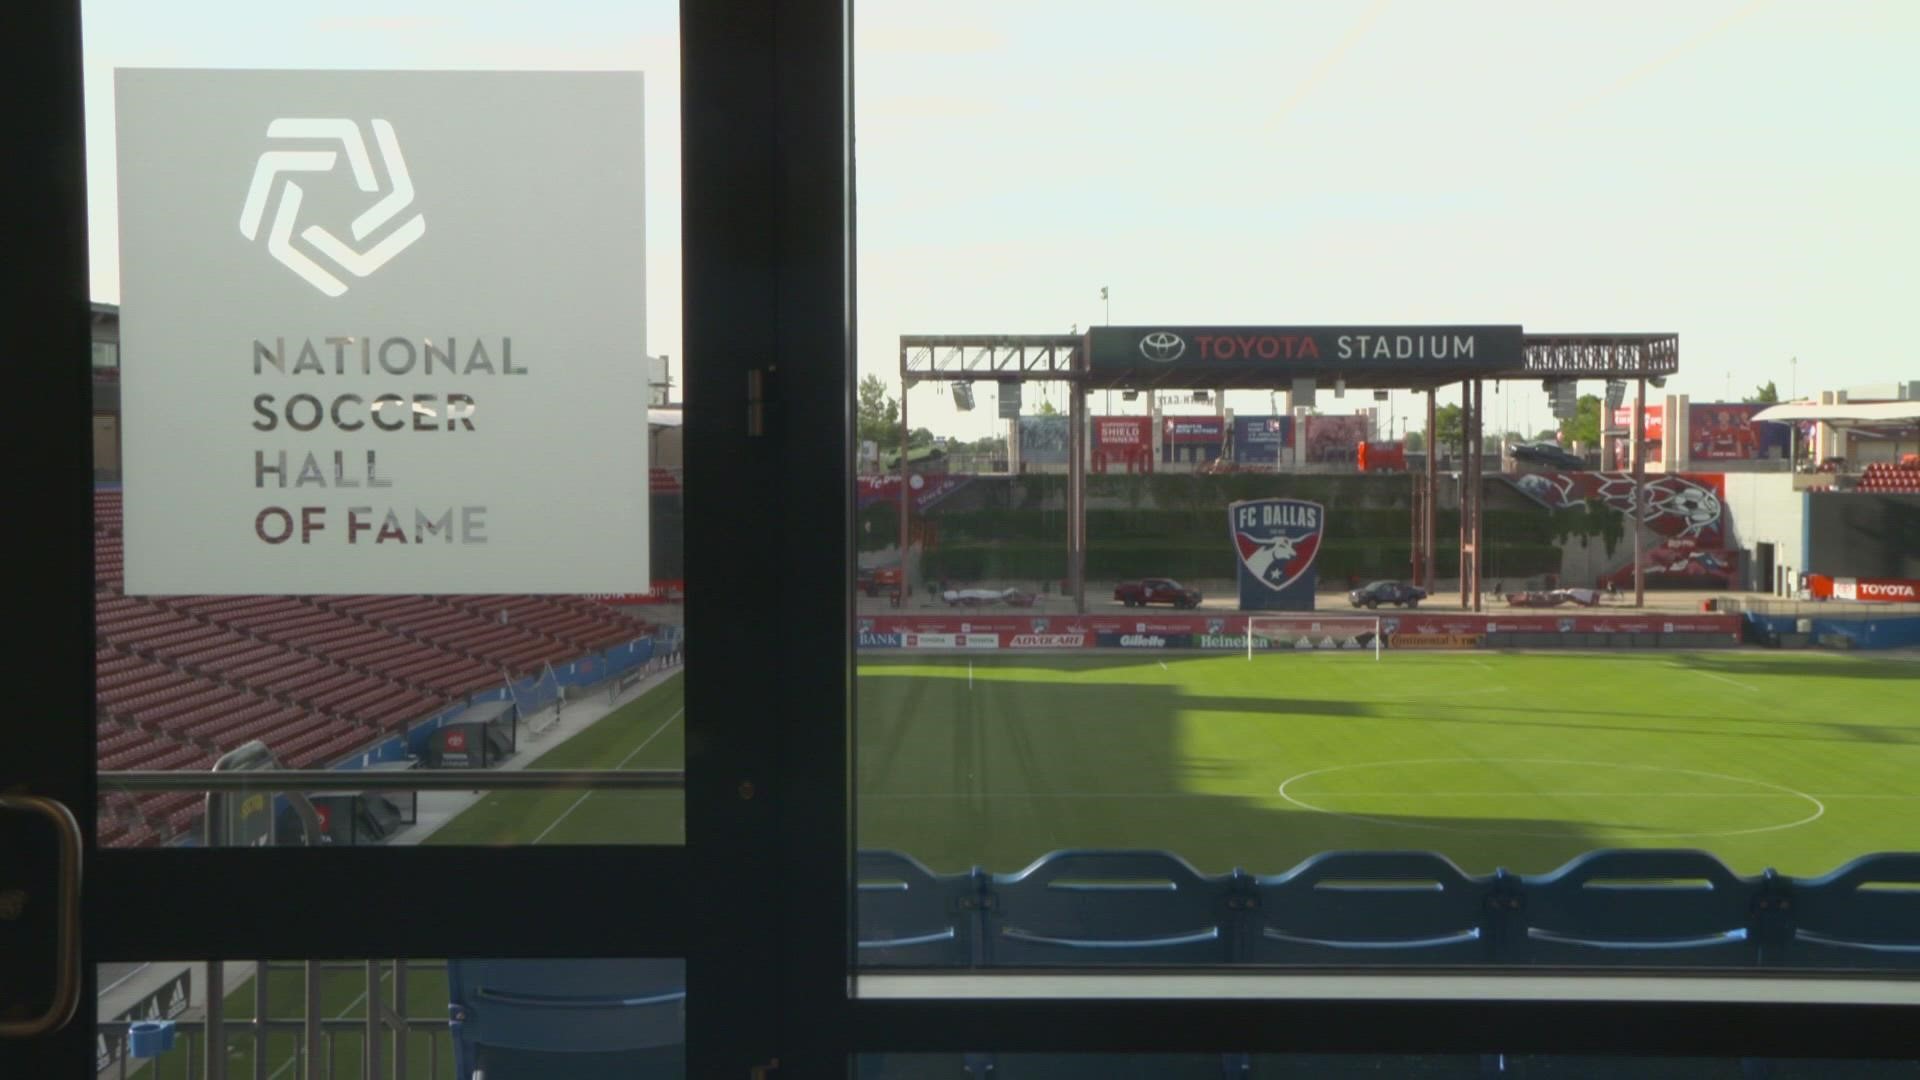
[858,848,1920,970]
[92,489,649,847]
[442,851,1920,1075]
[1851,462,1920,493]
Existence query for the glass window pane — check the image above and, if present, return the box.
[97,958,684,1078]
[853,0,1920,979]
[858,1054,1920,1079]
[84,1,685,845]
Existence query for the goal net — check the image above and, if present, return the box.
[1244,615,1382,660]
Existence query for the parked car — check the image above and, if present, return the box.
[1348,580,1426,609]
[1113,578,1203,608]
[856,565,900,597]
[1511,442,1587,470]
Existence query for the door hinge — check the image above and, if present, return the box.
[748,367,774,437]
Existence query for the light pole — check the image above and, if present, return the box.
[1101,286,1110,326]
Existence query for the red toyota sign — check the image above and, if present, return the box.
[1812,575,1920,602]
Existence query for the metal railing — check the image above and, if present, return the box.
[96,960,453,1080]
[97,769,683,793]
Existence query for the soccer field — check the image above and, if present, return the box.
[137,653,1917,1076]
[434,651,1918,877]
[856,650,1920,876]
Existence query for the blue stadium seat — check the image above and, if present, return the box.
[858,849,985,967]
[987,850,1237,965]
[1518,850,1760,966]
[1776,853,1920,969]
[1245,851,1502,965]
[446,958,684,1079]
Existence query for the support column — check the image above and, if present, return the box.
[207,962,225,1080]
[1471,380,1485,612]
[1424,389,1438,591]
[305,961,323,1080]
[1458,384,1473,609]
[1633,377,1647,608]
[1069,379,1087,613]
[898,380,912,603]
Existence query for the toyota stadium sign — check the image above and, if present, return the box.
[116,70,649,594]
[1090,325,1523,379]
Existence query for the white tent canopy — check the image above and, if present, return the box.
[1752,402,1920,427]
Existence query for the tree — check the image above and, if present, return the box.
[1558,394,1602,448]
[1403,430,1425,453]
[1037,399,1059,416]
[1432,403,1464,452]
[1744,381,1780,404]
[908,427,935,450]
[856,374,900,450]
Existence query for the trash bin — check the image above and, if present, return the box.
[129,1020,176,1057]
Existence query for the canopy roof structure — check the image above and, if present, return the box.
[895,325,1683,615]
[1752,402,1920,430]
[900,328,1678,391]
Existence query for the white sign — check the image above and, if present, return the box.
[116,70,649,593]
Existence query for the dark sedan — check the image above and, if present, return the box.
[1348,580,1427,608]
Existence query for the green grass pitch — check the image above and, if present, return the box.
[854,650,1920,877]
[133,651,1919,1075]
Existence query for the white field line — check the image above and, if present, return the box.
[530,707,684,845]
[1687,667,1761,692]
[860,791,1920,800]
[1256,791,1815,798]
[265,967,391,1080]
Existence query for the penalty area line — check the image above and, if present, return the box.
[530,706,684,845]
[1686,667,1760,692]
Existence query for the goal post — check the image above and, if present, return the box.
[1244,615,1383,660]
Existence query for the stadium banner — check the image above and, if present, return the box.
[901,632,1001,650]
[1163,416,1225,444]
[1507,471,1737,590]
[1005,633,1090,648]
[1194,632,1280,650]
[1092,416,1154,474]
[1018,415,1070,464]
[1096,632,1194,648]
[116,70,649,594]
[1688,402,1791,461]
[1612,403,1665,441]
[858,613,1741,644]
[584,581,684,605]
[1811,575,1920,603]
[1301,414,1371,464]
[1390,632,1484,649]
[1232,415,1291,463]
[1093,416,1151,449]
[855,473,974,511]
[1230,498,1324,611]
[1089,325,1523,380]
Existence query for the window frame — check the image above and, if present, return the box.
[10,0,1920,1074]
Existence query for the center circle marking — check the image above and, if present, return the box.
[1275,757,1825,840]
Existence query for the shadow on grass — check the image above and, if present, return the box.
[857,674,1634,877]
[1674,653,1920,680]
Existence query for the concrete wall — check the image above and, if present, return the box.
[1720,471,1807,591]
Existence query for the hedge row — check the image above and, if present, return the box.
[920,540,1564,584]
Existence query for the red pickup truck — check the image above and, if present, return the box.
[1113,578,1203,608]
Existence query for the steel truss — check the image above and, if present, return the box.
[896,332,1679,612]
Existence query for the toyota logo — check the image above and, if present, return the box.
[1139,331,1186,362]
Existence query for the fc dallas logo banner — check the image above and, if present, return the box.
[1229,498,1324,611]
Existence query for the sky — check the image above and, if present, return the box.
[82,1,1919,441]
